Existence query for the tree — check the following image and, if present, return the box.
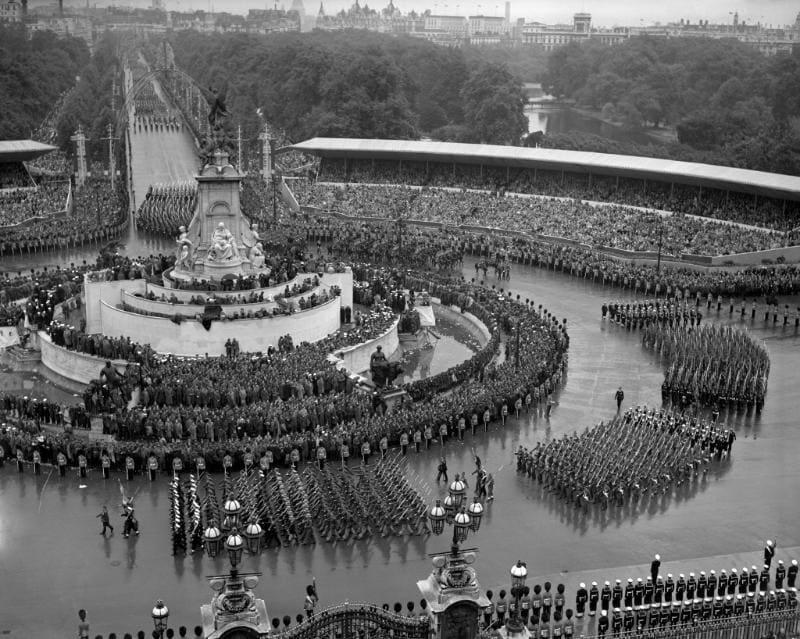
[460,62,527,145]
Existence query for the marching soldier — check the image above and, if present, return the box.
[57,451,67,477]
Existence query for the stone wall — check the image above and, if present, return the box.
[98,296,342,356]
[39,332,128,385]
[334,317,400,374]
[84,277,146,334]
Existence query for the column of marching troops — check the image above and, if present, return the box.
[165,453,430,554]
[514,407,735,511]
[477,556,799,638]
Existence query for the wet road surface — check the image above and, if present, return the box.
[1,257,799,638]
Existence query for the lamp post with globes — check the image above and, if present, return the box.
[429,478,484,555]
[507,560,528,635]
[151,599,169,639]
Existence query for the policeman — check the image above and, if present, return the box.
[101,453,111,479]
[424,425,433,449]
[32,449,41,475]
[316,445,326,470]
[78,454,87,478]
[588,582,600,617]
[57,451,67,477]
[16,448,24,473]
[400,431,409,455]
[574,583,587,619]
[413,429,422,453]
[0,444,4,468]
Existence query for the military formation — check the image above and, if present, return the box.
[568,556,799,637]
[135,182,197,236]
[166,455,429,554]
[602,298,703,329]
[515,407,735,511]
[643,323,770,410]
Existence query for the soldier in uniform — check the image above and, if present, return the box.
[588,582,600,617]
[574,583,587,619]
[789,560,799,588]
[675,574,686,602]
[612,580,623,609]
[624,579,634,608]
[597,610,609,637]
[601,581,612,613]
[633,578,645,606]
[776,561,786,589]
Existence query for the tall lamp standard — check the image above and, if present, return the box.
[151,599,169,639]
[429,479,484,555]
[507,560,528,635]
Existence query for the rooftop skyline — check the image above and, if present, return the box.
[45,0,800,27]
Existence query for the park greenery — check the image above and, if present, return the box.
[0,24,89,141]
[542,36,800,175]
[168,30,529,145]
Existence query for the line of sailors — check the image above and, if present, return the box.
[573,560,799,635]
[134,115,182,133]
[602,300,703,330]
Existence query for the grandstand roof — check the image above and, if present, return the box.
[289,138,800,201]
[0,140,58,163]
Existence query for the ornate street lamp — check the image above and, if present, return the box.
[151,599,169,638]
[429,499,446,536]
[243,521,263,555]
[453,508,470,544]
[225,530,244,570]
[222,498,241,531]
[443,493,455,518]
[203,524,222,557]
[507,561,528,635]
[448,478,466,509]
[467,498,483,532]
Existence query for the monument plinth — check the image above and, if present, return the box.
[172,149,267,283]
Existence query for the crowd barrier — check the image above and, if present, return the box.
[272,602,429,639]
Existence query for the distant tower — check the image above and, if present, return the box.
[318,1,324,15]
[58,0,63,15]
[290,0,305,15]
[71,126,88,188]
[504,1,510,24]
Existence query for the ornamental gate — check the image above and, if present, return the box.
[276,604,430,639]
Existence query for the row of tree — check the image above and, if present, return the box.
[542,37,800,175]
[0,24,89,141]
[168,30,529,146]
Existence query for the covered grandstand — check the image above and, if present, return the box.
[289,138,800,203]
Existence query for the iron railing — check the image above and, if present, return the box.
[274,602,430,639]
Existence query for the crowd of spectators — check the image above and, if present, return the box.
[0,177,128,255]
[0,162,33,189]
[303,215,800,298]
[317,158,800,233]
[0,176,69,226]
[295,182,790,257]
[135,183,196,235]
